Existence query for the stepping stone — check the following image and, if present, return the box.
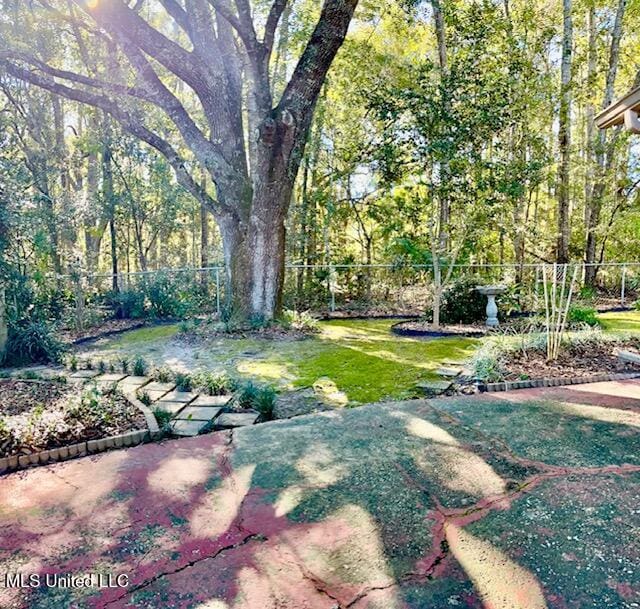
[159,390,197,403]
[142,382,175,401]
[69,370,101,379]
[178,405,223,422]
[436,367,462,378]
[96,373,127,383]
[154,401,188,416]
[415,380,453,397]
[191,395,232,407]
[215,411,260,429]
[618,350,640,365]
[119,376,150,391]
[171,419,210,437]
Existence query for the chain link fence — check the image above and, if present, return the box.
[33,262,640,329]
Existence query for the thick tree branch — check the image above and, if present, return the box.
[81,0,204,93]
[158,0,193,35]
[280,0,358,117]
[263,0,288,53]
[2,60,229,217]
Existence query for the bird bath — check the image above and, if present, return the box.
[476,285,507,327]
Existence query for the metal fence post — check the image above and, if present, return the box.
[621,265,627,307]
[215,268,221,314]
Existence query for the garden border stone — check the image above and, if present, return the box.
[480,370,640,393]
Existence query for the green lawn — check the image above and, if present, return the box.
[598,309,640,333]
[77,318,478,404]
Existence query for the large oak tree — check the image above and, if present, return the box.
[0,0,359,321]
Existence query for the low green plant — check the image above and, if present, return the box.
[2,320,66,366]
[174,372,193,392]
[85,359,94,370]
[97,360,107,374]
[109,362,116,373]
[568,305,599,327]
[132,356,147,377]
[137,390,152,406]
[152,366,173,383]
[236,381,277,419]
[194,371,231,395]
[279,309,320,332]
[120,357,130,374]
[152,406,173,430]
[68,354,78,372]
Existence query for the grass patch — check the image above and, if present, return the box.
[598,310,640,333]
[112,324,179,345]
[76,318,478,404]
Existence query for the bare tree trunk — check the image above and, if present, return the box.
[102,142,118,292]
[556,0,573,264]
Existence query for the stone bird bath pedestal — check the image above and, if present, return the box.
[476,285,507,327]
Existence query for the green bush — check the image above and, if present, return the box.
[279,309,320,332]
[109,289,146,319]
[132,356,147,377]
[568,306,599,327]
[194,371,231,395]
[145,273,188,319]
[2,320,66,366]
[152,406,173,430]
[433,278,487,325]
[236,380,276,419]
[174,372,193,392]
[152,366,173,383]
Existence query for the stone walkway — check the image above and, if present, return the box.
[1,379,639,608]
[6,366,260,435]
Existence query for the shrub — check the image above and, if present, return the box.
[436,278,488,325]
[568,306,599,327]
[132,356,147,377]
[174,372,193,392]
[152,406,173,430]
[2,320,66,366]
[236,381,276,419]
[137,390,152,406]
[194,371,231,396]
[152,366,173,383]
[145,273,187,319]
[279,309,320,332]
[109,289,146,319]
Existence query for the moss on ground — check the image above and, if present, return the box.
[77,318,477,404]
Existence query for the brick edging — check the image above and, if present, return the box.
[480,371,640,393]
[0,429,149,475]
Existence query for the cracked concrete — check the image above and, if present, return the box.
[1,379,640,608]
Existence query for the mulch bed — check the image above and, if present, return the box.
[59,318,149,344]
[0,379,147,458]
[392,320,487,337]
[180,323,315,344]
[502,340,640,381]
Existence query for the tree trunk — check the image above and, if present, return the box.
[556,0,573,264]
[0,285,7,362]
[102,142,118,292]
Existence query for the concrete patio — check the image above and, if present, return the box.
[1,380,639,608]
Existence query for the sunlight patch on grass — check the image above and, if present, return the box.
[599,309,640,333]
[112,324,179,345]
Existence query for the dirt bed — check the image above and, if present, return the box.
[0,380,147,458]
[503,340,640,380]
